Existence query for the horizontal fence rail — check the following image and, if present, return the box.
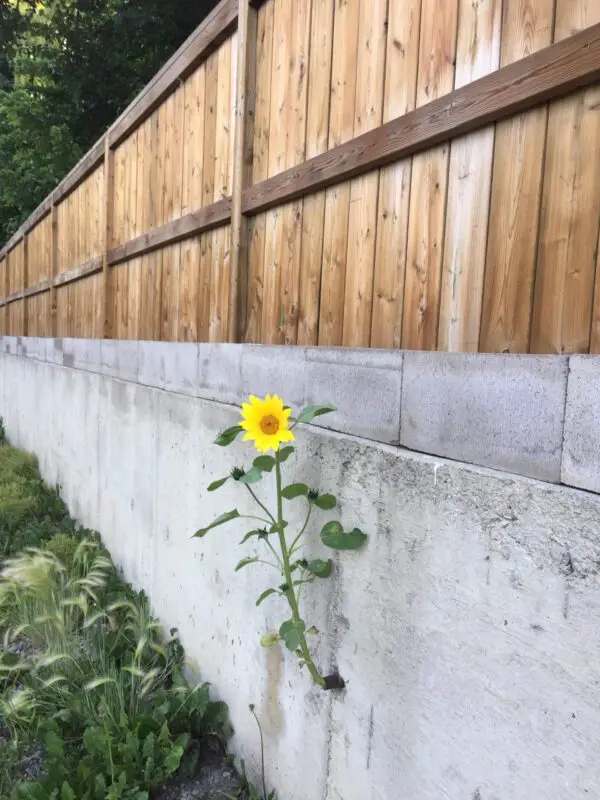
[1,0,600,354]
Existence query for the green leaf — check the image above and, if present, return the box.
[314,493,337,510]
[61,783,76,800]
[208,476,229,492]
[142,732,156,760]
[279,618,306,652]
[240,529,263,544]
[277,446,295,463]
[235,556,259,572]
[281,483,308,500]
[256,588,277,606]
[306,558,333,578]
[164,744,185,775]
[321,521,367,551]
[215,425,243,447]
[238,467,263,485]
[194,509,240,538]
[296,404,336,424]
[254,455,275,473]
[260,632,280,648]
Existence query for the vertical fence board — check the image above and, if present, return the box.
[480,0,554,354]
[318,0,360,346]
[342,0,388,348]
[297,0,335,346]
[437,0,502,352]
[210,36,236,343]
[245,0,274,343]
[179,65,207,342]
[230,5,255,343]
[370,0,422,350]
[259,1,311,345]
[530,0,600,353]
[401,0,459,350]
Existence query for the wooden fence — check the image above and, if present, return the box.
[1,0,600,354]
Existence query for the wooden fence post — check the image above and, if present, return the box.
[22,233,29,337]
[228,0,257,343]
[3,254,8,336]
[102,137,115,339]
[50,205,58,337]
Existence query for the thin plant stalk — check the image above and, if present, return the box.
[274,453,325,690]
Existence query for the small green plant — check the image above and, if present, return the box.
[194,394,368,690]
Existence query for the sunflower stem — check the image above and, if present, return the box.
[275,451,326,690]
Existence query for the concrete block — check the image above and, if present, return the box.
[45,339,63,365]
[101,340,138,382]
[163,343,200,396]
[305,348,403,443]
[138,340,167,390]
[35,338,47,361]
[60,338,76,368]
[198,344,243,405]
[71,339,102,373]
[138,342,200,396]
[241,345,307,410]
[401,352,568,482]
[21,337,39,359]
[52,338,66,366]
[562,356,600,493]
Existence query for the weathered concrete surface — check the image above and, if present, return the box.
[1,352,600,800]
[562,357,600,494]
[401,352,568,482]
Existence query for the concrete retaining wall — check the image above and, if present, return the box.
[4,336,600,492]
[1,340,600,799]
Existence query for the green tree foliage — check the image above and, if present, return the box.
[0,0,217,243]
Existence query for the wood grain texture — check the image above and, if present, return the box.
[178,64,207,342]
[318,0,360,346]
[402,0,459,350]
[209,37,236,343]
[370,0,421,349]
[341,0,388,348]
[108,199,230,266]
[260,0,311,345]
[480,0,554,353]
[244,0,274,342]
[438,0,502,352]
[531,1,600,354]
[242,21,600,216]
[229,2,256,342]
[296,0,334,346]
[22,234,29,336]
[102,139,115,338]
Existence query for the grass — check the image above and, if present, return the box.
[0,427,249,800]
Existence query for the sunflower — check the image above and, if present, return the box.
[240,394,295,453]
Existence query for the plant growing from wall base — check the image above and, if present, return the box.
[194,395,368,690]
